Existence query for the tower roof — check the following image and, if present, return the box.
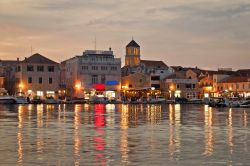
[126,40,140,47]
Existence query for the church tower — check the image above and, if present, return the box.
[125,39,141,66]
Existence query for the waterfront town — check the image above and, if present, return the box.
[0,39,250,105]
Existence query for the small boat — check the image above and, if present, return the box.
[44,96,59,104]
[0,88,16,104]
[208,97,229,107]
[15,92,28,104]
[188,98,203,104]
[149,96,166,104]
[240,100,250,108]
[30,96,43,104]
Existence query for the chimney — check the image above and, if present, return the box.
[109,47,112,51]
[17,57,19,62]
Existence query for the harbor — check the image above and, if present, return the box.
[0,103,250,165]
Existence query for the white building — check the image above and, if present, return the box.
[64,49,121,100]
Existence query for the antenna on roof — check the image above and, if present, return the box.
[94,37,97,50]
[31,46,34,55]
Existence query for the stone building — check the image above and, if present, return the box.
[121,40,173,92]
[15,53,60,98]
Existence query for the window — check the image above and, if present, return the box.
[17,66,21,72]
[48,66,54,72]
[82,66,88,70]
[111,66,117,71]
[49,77,52,84]
[37,66,44,72]
[28,77,32,84]
[39,77,42,84]
[27,65,34,72]
[92,75,98,84]
[101,66,107,70]
[151,76,160,80]
[151,84,160,89]
[177,84,180,89]
[92,66,98,70]
[37,91,43,97]
[192,84,196,89]
[186,84,191,89]
[101,75,106,84]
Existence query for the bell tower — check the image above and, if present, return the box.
[125,39,140,66]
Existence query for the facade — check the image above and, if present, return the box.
[15,53,60,98]
[161,73,199,99]
[64,49,121,100]
[217,76,250,98]
[0,60,18,94]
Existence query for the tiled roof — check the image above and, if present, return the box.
[22,53,58,64]
[221,76,250,83]
[235,69,250,76]
[140,60,168,68]
[202,70,234,76]
[126,40,140,47]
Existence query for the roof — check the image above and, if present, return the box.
[202,70,234,76]
[220,76,250,83]
[163,72,186,80]
[235,69,250,76]
[0,60,18,66]
[126,40,140,47]
[22,53,58,64]
[140,60,168,68]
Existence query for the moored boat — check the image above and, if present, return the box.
[14,92,28,104]
[0,88,16,104]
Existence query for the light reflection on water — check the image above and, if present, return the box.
[0,104,250,165]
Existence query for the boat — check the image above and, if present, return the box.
[14,92,29,104]
[208,97,229,107]
[0,88,16,104]
[30,96,43,104]
[240,100,250,108]
[44,96,59,104]
[188,98,203,104]
[149,96,166,104]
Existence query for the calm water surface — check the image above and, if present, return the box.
[0,104,250,165]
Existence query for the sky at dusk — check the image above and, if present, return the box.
[0,0,250,70]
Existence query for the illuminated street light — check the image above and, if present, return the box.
[75,83,81,90]
[18,83,24,89]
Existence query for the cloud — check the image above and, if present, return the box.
[0,0,250,69]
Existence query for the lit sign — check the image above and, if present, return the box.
[106,81,119,85]
[94,84,105,91]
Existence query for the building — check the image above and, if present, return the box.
[64,49,121,100]
[0,60,18,94]
[217,76,250,98]
[161,72,199,100]
[125,40,140,66]
[15,53,60,98]
[121,39,173,93]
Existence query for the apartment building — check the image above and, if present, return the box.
[64,49,121,99]
[15,53,60,98]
